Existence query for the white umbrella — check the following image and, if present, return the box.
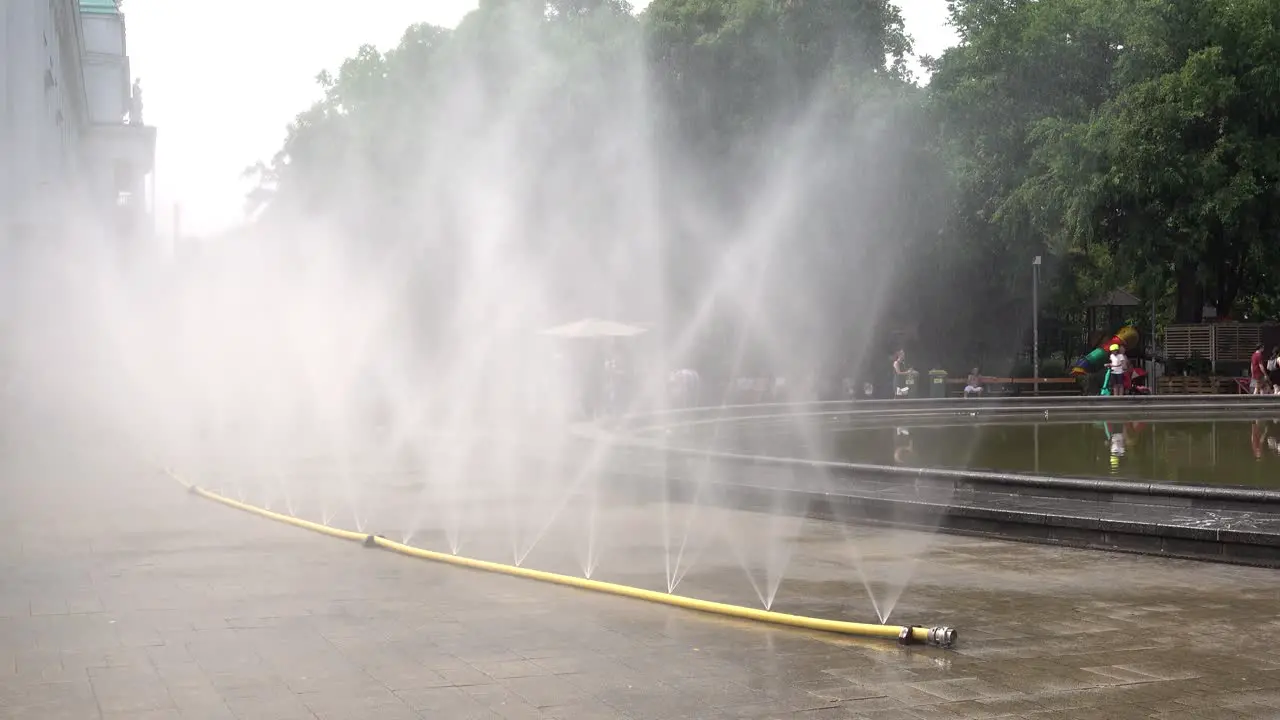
[540,318,649,339]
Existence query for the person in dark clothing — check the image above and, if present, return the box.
[892,350,916,398]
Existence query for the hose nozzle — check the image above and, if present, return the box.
[927,626,957,648]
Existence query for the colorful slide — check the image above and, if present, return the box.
[1070,326,1140,376]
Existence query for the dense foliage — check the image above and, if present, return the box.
[248,0,1280,374]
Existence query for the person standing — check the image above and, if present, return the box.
[668,367,701,409]
[1251,344,1268,395]
[1107,343,1128,397]
[1267,347,1280,394]
[892,350,915,398]
[602,355,620,417]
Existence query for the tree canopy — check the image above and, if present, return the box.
[245,0,1280,374]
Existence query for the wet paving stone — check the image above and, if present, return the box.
[3,429,1280,720]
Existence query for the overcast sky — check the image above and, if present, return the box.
[124,0,956,237]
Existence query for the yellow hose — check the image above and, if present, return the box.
[168,470,952,646]
[193,486,370,543]
[373,535,923,640]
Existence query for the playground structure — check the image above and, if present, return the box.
[1069,325,1149,395]
[1071,326,1140,376]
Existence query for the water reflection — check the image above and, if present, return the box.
[1252,419,1270,460]
[677,415,1280,488]
[827,420,1280,488]
[796,419,1280,488]
[1033,422,1040,474]
[1103,422,1126,475]
[892,426,914,466]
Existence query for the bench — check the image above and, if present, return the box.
[945,377,1082,398]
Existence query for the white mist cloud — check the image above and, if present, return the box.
[125,0,478,237]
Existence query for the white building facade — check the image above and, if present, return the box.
[0,0,155,245]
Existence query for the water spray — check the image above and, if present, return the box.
[171,472,957,648]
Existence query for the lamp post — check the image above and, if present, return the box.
[1032,256,1041,394]
[1150,295,1157,394]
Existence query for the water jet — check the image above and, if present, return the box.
[173,473,958,648]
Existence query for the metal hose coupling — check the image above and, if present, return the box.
[927,626,957,648]
[899,625,958,648]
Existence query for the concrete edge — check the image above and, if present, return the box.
[647,475,1280,568]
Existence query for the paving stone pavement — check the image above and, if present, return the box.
[3,420,1280,719]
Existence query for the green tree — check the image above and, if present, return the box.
[1017,0,1280,322]
[245,0,1280,377]
[924,0,1280,371]
[920,0,1126,364]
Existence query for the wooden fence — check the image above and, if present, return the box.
[1157,375,1248,394]
[1164,323,1265,368]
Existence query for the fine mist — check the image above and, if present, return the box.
[4,2,944,622]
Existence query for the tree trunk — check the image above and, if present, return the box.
[1214,253,1245,321]
[1174,261,1204,323]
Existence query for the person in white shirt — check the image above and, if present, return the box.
[964,367,984,397]
[1107,343,1128,396]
